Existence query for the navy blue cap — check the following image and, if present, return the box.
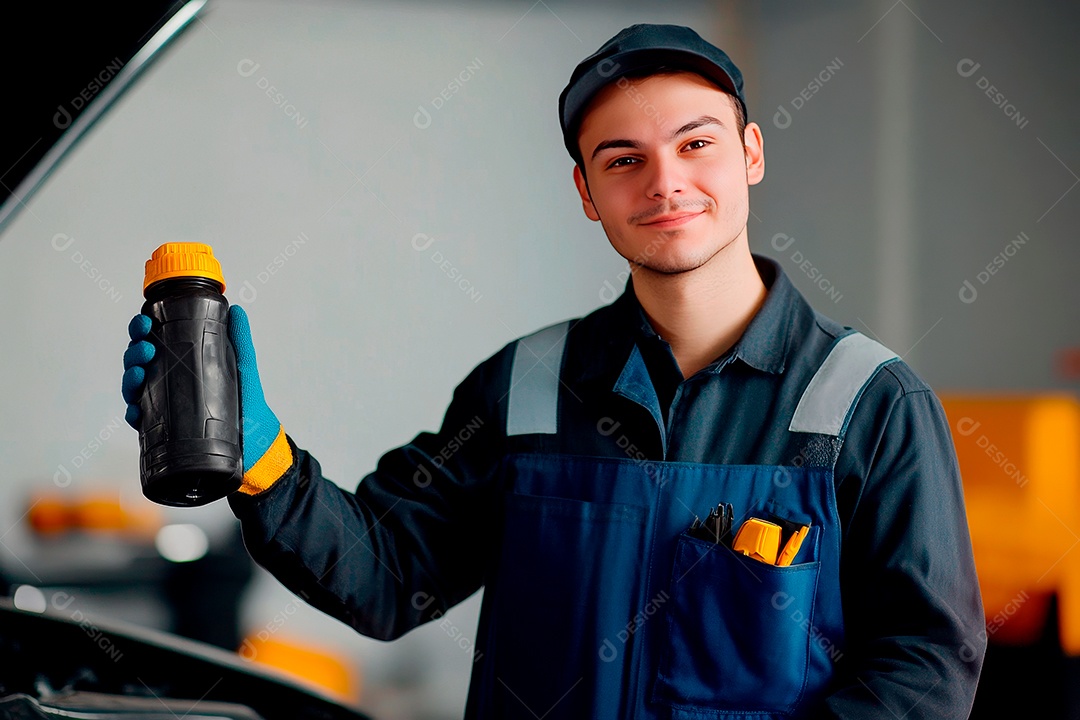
[559,23,747,165]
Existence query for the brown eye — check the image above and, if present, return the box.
[683,139,710,152]
[607,156,639,169]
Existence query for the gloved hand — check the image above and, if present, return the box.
[122,314,155,429]
[121,304,293,495]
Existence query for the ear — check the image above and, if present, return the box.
[743,121,765,186]
[573,165,601,222]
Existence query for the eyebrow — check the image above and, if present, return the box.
[589,115,725,161]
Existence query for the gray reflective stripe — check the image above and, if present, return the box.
[789,332,899,437]
[506,320,572,436]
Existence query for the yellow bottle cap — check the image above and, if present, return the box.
[143,242,226,294]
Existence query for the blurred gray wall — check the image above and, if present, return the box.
[744,0,1079,390]
[0,1,1077,718]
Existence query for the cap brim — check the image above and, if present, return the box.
[560,47,744,141]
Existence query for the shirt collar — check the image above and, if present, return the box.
[574,254,801,382]
[719,254,794,375]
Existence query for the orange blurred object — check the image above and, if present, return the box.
[26,490,162,539]
[239,634,361,706]
[74,494,129,531]
[27,494,70,535]
[941,394,1080,652]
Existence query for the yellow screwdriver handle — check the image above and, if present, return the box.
[776,524,810,567]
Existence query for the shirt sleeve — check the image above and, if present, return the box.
[821,365,986,718]
[227,347,510,641]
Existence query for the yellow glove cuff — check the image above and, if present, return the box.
[238,425,293,495]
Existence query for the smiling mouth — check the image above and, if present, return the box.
[640,210,705,228]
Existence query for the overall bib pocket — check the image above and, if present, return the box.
[488,492,648,719]
[654,529,822,715]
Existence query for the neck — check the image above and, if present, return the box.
[631,235,767,378]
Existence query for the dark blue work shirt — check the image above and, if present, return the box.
[231,254,985,718]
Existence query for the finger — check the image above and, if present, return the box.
[228,304,263,390]
[123,340,155,370]
[128,314,153,342]
[122,365,146,404]
[227,304,252,356]
[125,403,141,429]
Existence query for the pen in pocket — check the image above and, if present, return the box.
[687,503,810,566]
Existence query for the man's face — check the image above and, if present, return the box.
[573,71,764,276]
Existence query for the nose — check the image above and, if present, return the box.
[645,153,686,200]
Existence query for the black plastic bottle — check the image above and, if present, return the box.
[138,242,242,506]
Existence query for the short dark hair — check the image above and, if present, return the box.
[573,67,747,174]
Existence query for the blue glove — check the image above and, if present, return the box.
[122,314,155,428]
[227,304,293,492]
[121,305,293,494]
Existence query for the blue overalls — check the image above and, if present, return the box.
[466,321,899,719]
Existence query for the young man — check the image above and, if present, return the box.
[123,24,985,719]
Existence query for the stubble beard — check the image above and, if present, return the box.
[608,219,742,278]
[605,196,747,276]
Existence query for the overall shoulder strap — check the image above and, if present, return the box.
[506,320,572,436]
[789,331,899,439]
